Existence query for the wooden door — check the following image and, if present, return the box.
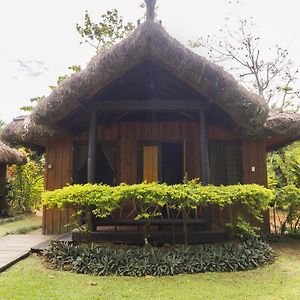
[143,146,159,182]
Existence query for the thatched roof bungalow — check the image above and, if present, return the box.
[1,0,300,241]
[0,141,26,165]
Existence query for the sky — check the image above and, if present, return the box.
[1,0,300,123]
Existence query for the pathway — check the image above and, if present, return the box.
[0,234,58,272]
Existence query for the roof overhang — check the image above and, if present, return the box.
[30,20,268,133]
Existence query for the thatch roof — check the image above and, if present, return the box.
[2,14,300,148]
[31,20,268,132]
[0,116,60,146]
[0,140,26,165]
[263,111,300,136]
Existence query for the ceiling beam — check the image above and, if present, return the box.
[91,100,208,112]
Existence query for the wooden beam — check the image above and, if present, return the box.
[199,110,210,185]
[180,112,196,121]
[90,100,208,112]
[87,111,97,183]
[199,110,212,230]
[114,112,130,121]
[87,111,97,231]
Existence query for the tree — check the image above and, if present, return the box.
[20,65,82,112]
[190,18,300,111]
[7,148,44,215]
[20,96,45,112]
[76,9,134,53]
[21,9,134,112]
[268,141,300,189]
[48,65,82,91]
[267,143,300,234]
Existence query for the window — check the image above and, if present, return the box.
[73,142,117,185]
[209,141,242,185]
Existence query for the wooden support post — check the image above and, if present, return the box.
[199,110,212,230]
[88,111,97,184]
[87,111,97,231]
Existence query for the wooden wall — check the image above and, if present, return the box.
[212,138,269,231]
[242,139,270,232]
[43,121,269,234]
[242,139,267,186]
[75,120,204,183]
[43,137,75,234]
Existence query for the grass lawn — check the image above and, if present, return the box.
[0,214,42,238]
[0,241,299,300]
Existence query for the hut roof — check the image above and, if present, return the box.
[263,111,300,136]
[0,116,60,146]
[1,4,300,149]
[0,140,26,165]
[30,20,268,132]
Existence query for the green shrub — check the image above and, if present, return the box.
[0,215,24,225]
[43,240,274,276]
[274,185,300,234]
[7,149,44,215]
[42,181,273,224]
[7,224,42,235]
[227,216,260,240]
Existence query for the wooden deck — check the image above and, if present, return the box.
[0,235,58,272]
[31,233,73,253]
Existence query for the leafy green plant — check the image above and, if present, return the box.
[7,149,44,215]
[7,224,42,235]
[273,185,300,234]
[42,181,273,243]
[43,181,272,218]
[0,215,24,225]
[76,9,134,52]
[227,216,259,240]
[43,240,274,276]
[267,141,300,189]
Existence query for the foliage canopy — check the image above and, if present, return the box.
[43,181,273,224]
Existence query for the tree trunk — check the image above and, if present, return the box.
[0,163,9,217]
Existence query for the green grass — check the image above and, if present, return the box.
[0,241,300,300]
[0,214,42,238]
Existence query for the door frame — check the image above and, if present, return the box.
[137,140,184,183]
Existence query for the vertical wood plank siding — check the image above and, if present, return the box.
[212,138,268,230]
[43,137,73,234]
[43,122,269,234]
[242,139,270,232]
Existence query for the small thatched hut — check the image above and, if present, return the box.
[0,140,26,216]
[2,0,300,241]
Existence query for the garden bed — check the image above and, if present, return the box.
[43,239,274,276]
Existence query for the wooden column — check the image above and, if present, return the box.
[200,110,210,185]
[87,111,97,231]
[199,110,212,230]
[87,111,97,183]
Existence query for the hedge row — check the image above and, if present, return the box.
[42,181,273,220]
[43,240,274,276]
